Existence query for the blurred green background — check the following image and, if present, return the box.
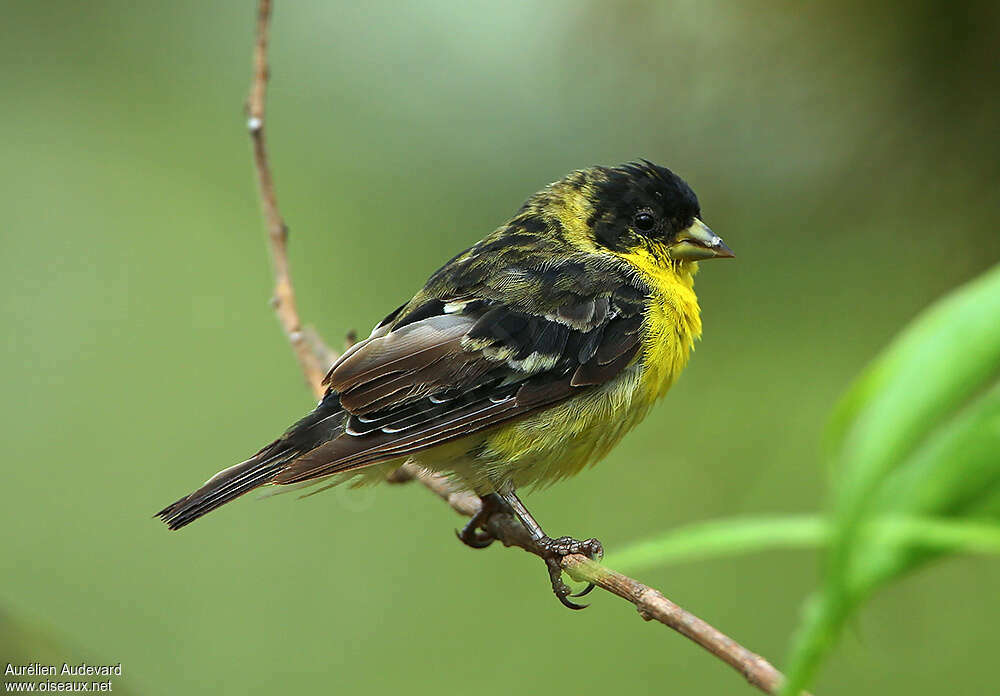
[3,1,998,694]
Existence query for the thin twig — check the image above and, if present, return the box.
[244,3,807,694]
[246,0,327,394]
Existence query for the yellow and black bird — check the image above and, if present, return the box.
[157,160,733,608]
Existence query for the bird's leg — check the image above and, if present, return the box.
[498,489,603,610]
[456,493,508,549]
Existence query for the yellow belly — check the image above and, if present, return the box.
[419,262,703,493]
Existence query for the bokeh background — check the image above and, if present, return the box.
[3,1,998,694]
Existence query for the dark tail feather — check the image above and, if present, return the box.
[155,449,291,530]
[156,395,346,530]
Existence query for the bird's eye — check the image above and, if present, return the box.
[633,211,656,232]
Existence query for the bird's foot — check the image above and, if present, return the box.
[534,535,604,610]
[456,494,602,609]
[455,493,508,549]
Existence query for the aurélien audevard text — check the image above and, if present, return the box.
[5,663,122,677]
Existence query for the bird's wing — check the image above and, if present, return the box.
[272,256,648,485]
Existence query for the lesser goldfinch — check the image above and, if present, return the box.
[157,161,733,608]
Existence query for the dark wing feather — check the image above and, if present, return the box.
[272,269,649,485]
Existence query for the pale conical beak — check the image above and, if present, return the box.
[670,218,735,261]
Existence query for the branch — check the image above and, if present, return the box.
[246,0,327,394]
[244,3,808,695]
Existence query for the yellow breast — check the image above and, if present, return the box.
[624,253,703,401]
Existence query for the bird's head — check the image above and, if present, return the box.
[553,160,734,265]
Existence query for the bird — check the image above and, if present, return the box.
[156,160,733,608]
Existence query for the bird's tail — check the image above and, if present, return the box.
[156,395,346,530]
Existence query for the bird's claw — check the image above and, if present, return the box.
[545,557,588,609]
[455,493,508,550]
[454,494,603,610]
[570,582,596,598]
[456,522,495,549]
[536,535,603,610]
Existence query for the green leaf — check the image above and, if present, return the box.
[845,382,1000,597]
[782,263,1000,695]
[608,515,1000,575]
[607,516,826,572]
[831,264,1000,527]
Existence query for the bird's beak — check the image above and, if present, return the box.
[670,218,735,261]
